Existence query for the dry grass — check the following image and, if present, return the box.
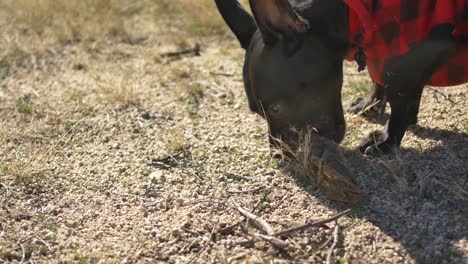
[0,1,466,263]
[154,0,249,37]
[97,72,142,109]
[1,0,136,47]
[164,128,187,154]
[0,0,244,49]
[379,153,417,194]
[0,0,244,74]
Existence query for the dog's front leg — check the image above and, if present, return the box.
[359,24,457,155]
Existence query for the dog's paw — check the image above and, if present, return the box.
[357,130,396,156]
[347,97,381,115]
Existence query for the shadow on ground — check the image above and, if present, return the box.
[288,126,467,263]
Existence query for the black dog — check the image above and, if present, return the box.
[215,0,467,155]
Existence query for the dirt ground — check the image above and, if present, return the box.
[0,1,467,263]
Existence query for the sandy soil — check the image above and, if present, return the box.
[1,14,467,264]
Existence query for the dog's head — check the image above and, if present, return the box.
[216,0,348,148]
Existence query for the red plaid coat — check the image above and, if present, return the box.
[345,0,468,87]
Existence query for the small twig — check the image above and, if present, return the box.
[209,72,237,77]
[17,232,42,244]
[187,242,209,264]
[219,195,268,235]
[20,244,25,264]
[433,178,468,200]
[326,225,340,264]
[210,222,217,242]
[150,151,203,182]
[182,199,228,207]
[319,237,334,250]
[290,238,308,255]
[181,227,203,236]
[233,239,255,247]
[34,236,52,252]
[271,209,351,237]
[224,172,252,181]
[426,86,457,104]
[219,220,242,235]
[160,44,201,58]
[357,99,381,116]
[239,225,288,249]
[170,158,203,182]
[343,219,362,233]
[148,151,185,169]
[227,185,266,195]
[0,183,9,197]
[255,233,289,249]
[229,197,274,235]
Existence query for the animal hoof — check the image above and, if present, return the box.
[346,97,365,113]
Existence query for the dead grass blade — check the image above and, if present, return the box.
[254,234,289,249]
[160,43,201,58]
[357,99,382,116]
[271,209,351,237]
[227,185,266,195]
[229,197,274,235]
[326,225,341,264]
[426,86,457,105]
[434,179,468,200]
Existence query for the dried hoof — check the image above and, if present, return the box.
[306,134,361,203]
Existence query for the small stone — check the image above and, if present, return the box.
[141,112,151,120]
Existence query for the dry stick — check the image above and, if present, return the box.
[0,183,9,197]
[19,244,25,264]
[209,72,237,77]
[255,233,289,249]
[271,209,351,237]
[151,150,184,163]
[34,236,52,252]
[163,153,203,182]
[224,172,252,181]
[289,238,308,255]
[160,44,201,58]
[187,242,209,264]
[219,195,269,234]
[182,198,228,207]
[326,225,340,264]
[319,236,334,251]
[342,219,362,233]
[238,220,288,249]
[227,185,266,195]
[426,86,457,104]
[433,178,468,200]
[357,99,381,116]
[229,197,274,235]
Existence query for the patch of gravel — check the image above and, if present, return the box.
[0,39,466,263]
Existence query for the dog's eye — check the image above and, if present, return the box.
[269,104,281,114]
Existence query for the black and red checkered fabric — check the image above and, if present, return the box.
[345,0,467,87]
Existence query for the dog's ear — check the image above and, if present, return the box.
[249,0,309,45]
[215,0,258,49]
